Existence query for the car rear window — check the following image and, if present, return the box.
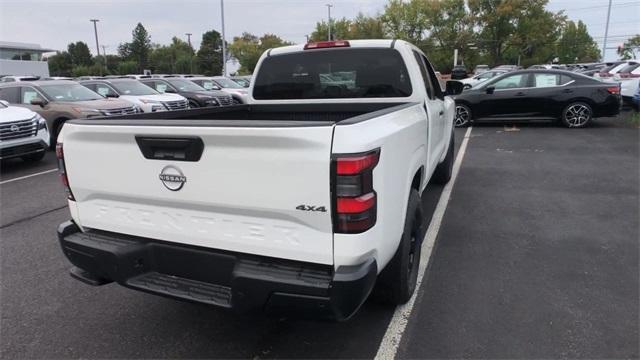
[618,63,640,73]
[253,48,412,100]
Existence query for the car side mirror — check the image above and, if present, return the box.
[30,97,47,107]
[0,100,8,106]
[164,88,176,93]
[485,86,495,94]
[105,93,119,98]
[212,86,221,90]
[445,81,464,96]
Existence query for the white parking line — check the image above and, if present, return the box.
[0,168,58,185]
[375,126,473,360]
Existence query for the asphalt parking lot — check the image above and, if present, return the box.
[1,113,638,359]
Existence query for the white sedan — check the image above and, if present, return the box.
[459,70,508,89]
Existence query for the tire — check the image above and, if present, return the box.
[561,102,592,128]
[188,100,200,109]
[375,189,425,305]
[455,104,472,127]
[21,151,45,162]
[432,131,454,185]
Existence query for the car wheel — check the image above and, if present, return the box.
[455,104,472,127]
[561,102,592,128]
[432,130,454,184]
[21,151,45,162]
[375,189,424,305]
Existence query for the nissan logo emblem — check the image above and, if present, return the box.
[159,165,187,191]
[10,124,19,132]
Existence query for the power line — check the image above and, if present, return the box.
[560,1,638,12]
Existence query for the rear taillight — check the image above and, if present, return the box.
[304,40,350,50]
[56,143,75,200]
[607,86,621,94]
[332,149,379,233]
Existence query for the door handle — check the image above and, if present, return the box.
[135,136,204,161]
[514,92,526,96]
[563,89,573,93]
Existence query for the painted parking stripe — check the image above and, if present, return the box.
[0,168,58,185]
[375,126,473,360]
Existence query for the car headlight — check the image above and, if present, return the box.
[34,114,47,131]
[72,107,102,117]
[140,99,162,104]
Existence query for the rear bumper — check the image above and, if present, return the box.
[0,140,48,160]
[57,221,377,320]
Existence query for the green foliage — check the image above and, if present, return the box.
[197,30,224,76]
[67,41,93,67]
[618,35,640,60]
[310,13,385,42]
[149,37,196,74]
[70,64,103,77]
[47,52,73,77]
[228,33,292,75]
[557,21,601,64]
[119,23,152,72]
[117,61,139,75]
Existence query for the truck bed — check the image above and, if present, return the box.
[68,102,414,126]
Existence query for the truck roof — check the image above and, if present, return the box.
[269,39,399,56]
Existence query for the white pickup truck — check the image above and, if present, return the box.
[56,40,463,320]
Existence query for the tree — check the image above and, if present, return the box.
[47,52,73,76]
[310,14,386,42]
[119,23,152,72]
[196,30,224,76]
[67,41,93,67]
[467,0,565,66]
[381,0,430,45]
[557,21,601,64]
[150,37,196,73]
[228,33,291,75]
[618,35,640,60]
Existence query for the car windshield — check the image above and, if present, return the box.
[198,80,220,90]
[215,77,243,88]
[253,48,412,100]
[111,81,158,95]
[39,83,102,101]
[166,79,205,92]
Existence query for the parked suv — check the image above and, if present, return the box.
[189,77,247,104]
[0,80,137,146]
[79,78,188,112]
[0,100,49,161]
[139,78,233,108]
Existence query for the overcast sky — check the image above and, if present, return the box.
[1,0,638,65]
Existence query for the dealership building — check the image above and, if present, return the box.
[0,41,55,77]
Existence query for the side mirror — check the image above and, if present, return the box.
[164,88,176,93]
[445,81,464,96]
[105,93,119,98]
[212,85,221,90]
[30,97,47,107]
[0,100,9,106]
[485,86,495,94]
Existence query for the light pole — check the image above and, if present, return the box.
[101,45,108,74]
[89,19,101,57]
[602,0,613,61]
[221,0,227,76]
[326,4,333,41]
[185,33,193,74]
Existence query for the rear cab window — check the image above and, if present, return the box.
[253,48,412,100]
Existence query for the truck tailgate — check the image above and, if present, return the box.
[62,122,335,265]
